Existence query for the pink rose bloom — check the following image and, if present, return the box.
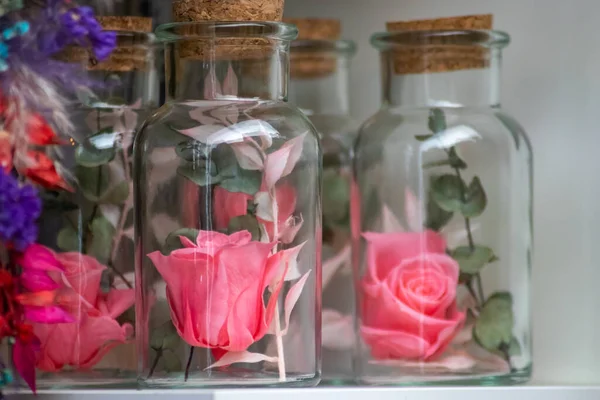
[361,231,465,361]
[213,186,253,230]
[31,251,135,372]
[148,230,285,352]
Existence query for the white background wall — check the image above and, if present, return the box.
[285,0,600,385]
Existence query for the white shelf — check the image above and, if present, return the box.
[8,386,600,400]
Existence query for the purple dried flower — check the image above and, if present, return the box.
[0,169,41,251]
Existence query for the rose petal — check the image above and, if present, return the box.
[205,351,277,369]
[254,191,274,221]
[279,214,304,244]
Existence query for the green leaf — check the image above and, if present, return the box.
[473,292,515,352]
[75,128,117,167]
[428,108,447,133]
[322,170,350,224]
[88,215,116,264]
[76,165,110,202]
[415,134,434,142]
[219,167,262,196]
[177,161,220,187]
[228,215,260,241]
[507,336,522,357]
[175,141,210,162]
[425,197,454,231]
[102,181,130,205]
[57,226,81,252]
[452,245,497,274]
[150,321,181,351]
[431,174,465,213]
[163,351,182,372]
[448,148,468,169]
[462,176,487,218]
[163,228,199,255]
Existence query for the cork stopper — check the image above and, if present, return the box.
[386,14,493,75]
[172,0,285,60]
[58,16,154,72]
[285,18,343,79]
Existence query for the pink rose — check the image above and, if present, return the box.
[148,230,285,352]
[360,231,465,361]
[31,251,135,372]
[213,186,253,230]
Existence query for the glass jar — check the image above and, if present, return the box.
[134,22,321,389]
[288,39,357,384]
[29,30,158,389]
[352,30,533,385]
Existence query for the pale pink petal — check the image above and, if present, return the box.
[371,350,477,371]
[222,65,239,97]
[204,66,223,99]
[177,124,225,144]
[122,107,139,132]
[14,340,37,393]
[129,98,142,110]
[232,141,264,170]
[105,289,135,319]
[25,306,75,324]
[100,204,120,227]
[264,133,306,188]
[361,325,432,360]
[205,351,277,369]
[279,270,311,335]
[382,204,405,233]
[323,244,351,289]
[404,188,423,232]
[267,242,306,289]
[322,309,355,351]
[179,236,197,248]
[464,341,511,373]
[279,214,304,244]
[254,191,274,221]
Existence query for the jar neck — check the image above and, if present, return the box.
[381,47,502,108]
[288,55,351,115]
[165,41,290,102]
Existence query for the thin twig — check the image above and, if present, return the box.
[184,347,195,382]
[147,350,162,379]
[270,187,287,382]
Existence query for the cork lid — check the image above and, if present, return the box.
[58,16,154,72]
[173,0,285,23]
[284,18,346,79]
[385,14,494,75]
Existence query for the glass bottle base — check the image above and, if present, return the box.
[139,371,320,389]
[34,370,137,390]
[357,365,532,386]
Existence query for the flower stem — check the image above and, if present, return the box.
[270,187,287,382]
[147,349,162,379]
[184,347,195,382]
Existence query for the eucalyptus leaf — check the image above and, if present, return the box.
[177,161,219,187]
[76,165,110,202]
[428,108,447,133]
[103,181,130,205]
[150,321,181,351]
[473,292,515,352]
[219,167,262,196]
[415,134,434,142]
[462,176,487,218]
[88,215,116,264]
[452,245,497,274]
[228,215,260,240]
[425,191,454,231]
[75,128,118,167]
[322,170,350,224]
[448,148,468,169]
[163,228,199,255]
[507,336,522,357]
[431,174,465,213]
[175,141,210,162]
[57,226,80,252]
[162,351,182,372]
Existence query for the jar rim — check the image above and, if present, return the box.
[291,39,356,56]
[155,21,299,42]
[371,29,510,50]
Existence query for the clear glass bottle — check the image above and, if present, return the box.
[30,30,158,389]
[353,30,533,385]
[288,38,357,384]
[134,22,321,388]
